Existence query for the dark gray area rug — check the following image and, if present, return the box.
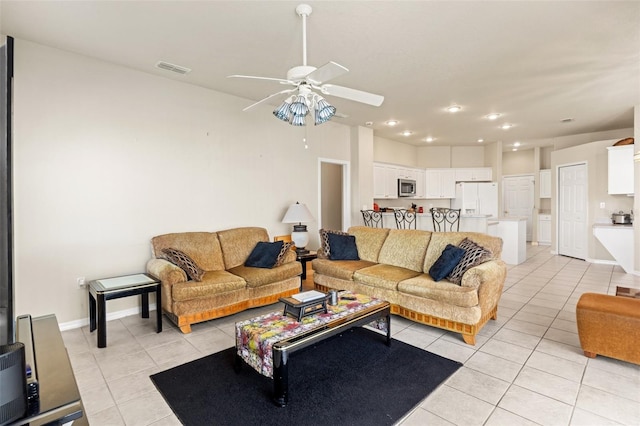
[150,327,462,426]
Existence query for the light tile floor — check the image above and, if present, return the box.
[62,245,640,425]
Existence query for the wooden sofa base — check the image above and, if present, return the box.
[165,288,299,333]
[392,304,498,345]
[315,283,497,345]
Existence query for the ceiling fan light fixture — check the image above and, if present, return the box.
[289,113,306,126]
[273,98,293,122]
[289,95,309,117]
[315,97,336,125]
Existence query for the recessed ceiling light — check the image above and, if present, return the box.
[425,137,435,143]
[447,105,462,113]
[512,148,518,151]
[477,139,484,143]
[514,142,521,147]
[501,123,513,130]
[401,130,413,137]
[485,113,501,120]
[385,120,399,126]
[365,121,373,126]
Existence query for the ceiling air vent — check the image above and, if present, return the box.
[155,61,191,75]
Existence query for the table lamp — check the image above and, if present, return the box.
[282,202,315,254]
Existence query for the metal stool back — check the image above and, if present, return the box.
[393,209,417,229]
[361,210,384,228]
[430,207,461,232]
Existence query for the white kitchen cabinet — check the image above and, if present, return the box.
[375,163,428,199]
[539,169,551,198]
[425,169,456,198]
[374,164,396,199]
[538,214,551,245]
[455,167,492,182]
[414,169,426,198]
[607,145,634,195]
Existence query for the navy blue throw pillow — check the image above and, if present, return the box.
[245,241,284,268]
[429,244,466,281]
[327,233,359,260]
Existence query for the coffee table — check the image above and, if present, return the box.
[235,292,390,407]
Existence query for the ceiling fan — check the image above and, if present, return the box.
[228,4,384,126]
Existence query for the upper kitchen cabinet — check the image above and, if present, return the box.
[539,169,551,198]
[607,145,634,195]
[374,163,398,199]
[425,169,456,198]
[414,169,426,198]
[455,167,492,182]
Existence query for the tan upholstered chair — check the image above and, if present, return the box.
[576,293,640,365]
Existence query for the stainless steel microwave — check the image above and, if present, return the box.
[398,178,416,197]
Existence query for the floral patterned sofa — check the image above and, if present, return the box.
[146,227,301,333]
[312,226,506,345]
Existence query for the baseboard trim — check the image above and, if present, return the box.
[58,303,157,331]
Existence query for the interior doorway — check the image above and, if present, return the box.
[502,175,535,241]
[558,163,588,259]
[318,158,350,231]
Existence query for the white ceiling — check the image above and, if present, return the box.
[2,1,639,151]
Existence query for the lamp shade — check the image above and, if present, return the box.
[281,202,315,224]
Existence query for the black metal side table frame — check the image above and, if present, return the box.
[296,250,317,283]
[88,273,162,348]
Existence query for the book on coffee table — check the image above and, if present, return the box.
[292,290,326,303]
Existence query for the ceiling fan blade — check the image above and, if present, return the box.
[321,84,384,107]
[242,89,296,112]
[228,74,293,85]
[305,61,349,85]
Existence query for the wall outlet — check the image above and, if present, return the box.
[600,202,606,209]
[77,277,86,287]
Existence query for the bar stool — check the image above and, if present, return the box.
[361,210,384,228]
[430,208,461,232]
[394,209,417,229]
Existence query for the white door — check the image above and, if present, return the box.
[558,164,588,259]
[503,175,535,241]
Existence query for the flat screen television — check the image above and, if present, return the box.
[0,35,14,347]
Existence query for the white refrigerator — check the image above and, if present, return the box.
[451,182,498,218]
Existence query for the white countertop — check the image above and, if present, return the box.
[496,216,528,221]
[592,223,633,229]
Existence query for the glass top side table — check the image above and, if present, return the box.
[88,273,162,348]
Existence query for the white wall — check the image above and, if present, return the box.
[12,40,352,323]
[373,136,417,166]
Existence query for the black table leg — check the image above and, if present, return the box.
[155,284,162,333]
[141,293,149,318]
[97,293,107,348]
[89,293,96,332]
[300,261,307,280]
[385,312,391,346]
[272,349,289,407]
